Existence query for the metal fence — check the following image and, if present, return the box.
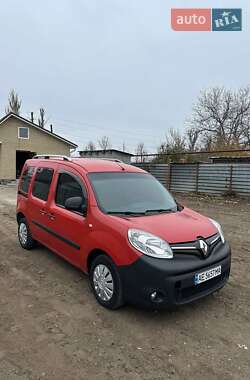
[134,163,250,196]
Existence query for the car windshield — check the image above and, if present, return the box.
[88,172,178,215]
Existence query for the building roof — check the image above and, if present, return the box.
[79,148,133,156]
[0,112,78,148]
[211,156,250,162]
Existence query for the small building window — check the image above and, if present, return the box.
[18,127,29,139]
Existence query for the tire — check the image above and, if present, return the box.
[89,255,124,310]
[18,218,36,250]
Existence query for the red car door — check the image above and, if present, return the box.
[45,166,89,268]
[28,164,55,246]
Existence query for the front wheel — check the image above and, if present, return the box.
[18,218,36,250]
[89,255,124,310]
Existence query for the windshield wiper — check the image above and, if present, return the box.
[107,211,146,216]
[107,209,176,216]
[145,208,175,214]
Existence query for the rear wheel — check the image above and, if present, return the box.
[89,255,124,310]
[18,218,36,250]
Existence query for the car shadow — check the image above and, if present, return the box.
[32,243,224,323]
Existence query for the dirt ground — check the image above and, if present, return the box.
[0,185,249,380]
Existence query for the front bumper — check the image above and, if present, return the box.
[118,241,231,309]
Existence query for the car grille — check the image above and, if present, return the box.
[170,233,221,259]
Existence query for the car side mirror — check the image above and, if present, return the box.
[175,200,184,211]
[65,196,86,213]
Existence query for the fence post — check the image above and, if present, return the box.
[167,163,172,190]
[195,162,199,193]
[229,165,233,193]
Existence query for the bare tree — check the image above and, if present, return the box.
[38,108,46,128]
[155,128,186,163]
[242,113,250,146]
[235,87,250,147]
[135,142,147,163]
[98,136,111,151]
[165,128,186,152]
[187,86,250,149]
[186,128,200,151]
[84,140,96,151]
[5,89,22,115]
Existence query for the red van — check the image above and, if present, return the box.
[16,155,231,309]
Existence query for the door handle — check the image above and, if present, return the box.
[40,209,47,216]
[47,213,55,221]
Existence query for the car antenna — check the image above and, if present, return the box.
[116,163,125,171]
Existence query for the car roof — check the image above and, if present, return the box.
[27,157,146,174]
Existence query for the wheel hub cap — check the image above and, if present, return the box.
[93,264,114,301]
[19,223,28,245]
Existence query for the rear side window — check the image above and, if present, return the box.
[32,168,54,201]
[55,172,86,213]
[19,166,35,193]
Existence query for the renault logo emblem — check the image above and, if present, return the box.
[198,239,209,258]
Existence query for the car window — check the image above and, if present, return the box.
[89,172,177,214]
[32,167,54,201]
[19,166,35,193]
[55,172,86,213]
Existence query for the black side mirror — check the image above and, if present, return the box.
[175,200,184,211]
[65,196,86,213]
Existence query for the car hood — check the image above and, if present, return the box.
[115,207,217,244]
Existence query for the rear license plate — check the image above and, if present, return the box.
[194,266,221,285]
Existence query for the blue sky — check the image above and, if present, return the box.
[0,0,249,153]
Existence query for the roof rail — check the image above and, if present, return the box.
[75,157,124,163]
[99,158,123,163]
[33,155,72,161]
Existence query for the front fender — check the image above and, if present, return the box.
[82,228,141,271]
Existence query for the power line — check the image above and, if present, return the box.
[53,118,164,140]
[134,148,250,157]
[22,110,163,151]
[52,116,163,133]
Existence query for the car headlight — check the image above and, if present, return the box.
[128,229,173,259]
[209,219,225,244]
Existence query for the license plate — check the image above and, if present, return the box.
[194,265,221,285]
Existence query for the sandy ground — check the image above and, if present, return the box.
[0,185,250,380]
